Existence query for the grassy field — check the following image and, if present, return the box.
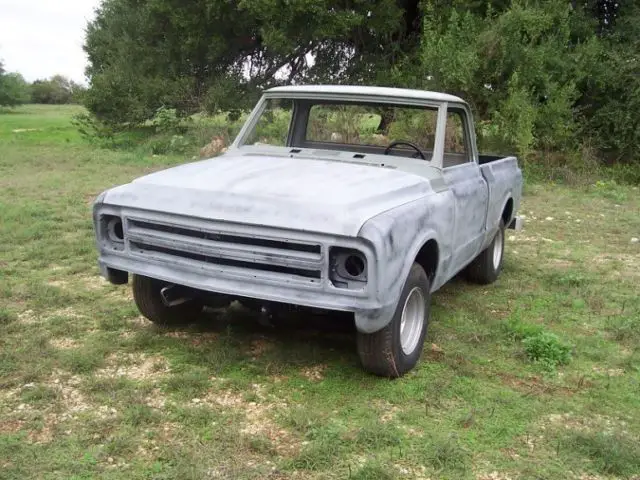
[1,104,639,479]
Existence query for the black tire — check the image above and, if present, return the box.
[464,219,505,285]
[357,263,430,378]
[132,275,203,327]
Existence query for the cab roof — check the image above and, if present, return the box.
[265,85,465,105]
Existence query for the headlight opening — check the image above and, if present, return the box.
[100,214,125,250]
[330,247,367,289]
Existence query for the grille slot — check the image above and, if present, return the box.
[129,219,320,254]
[130,242,321,279]
[125,218,324,283]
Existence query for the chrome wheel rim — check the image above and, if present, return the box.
[400,287,425,355]
[493,228,503,270]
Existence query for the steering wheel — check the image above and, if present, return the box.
[384,141,426,160]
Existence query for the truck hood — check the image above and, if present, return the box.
[103,153,433,236]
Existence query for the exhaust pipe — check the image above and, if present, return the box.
[160,285,193,307]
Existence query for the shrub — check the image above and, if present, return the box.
[523,332,572,370]
[0,69,30,107]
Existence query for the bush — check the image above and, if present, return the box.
[31,75,84,104]
[523,332,572,370]
[0,68,30,107]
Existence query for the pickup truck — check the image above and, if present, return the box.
[93,85,523,377]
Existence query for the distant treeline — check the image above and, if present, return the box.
[0,63,86,106]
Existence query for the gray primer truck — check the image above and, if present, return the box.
[93,86,523,377]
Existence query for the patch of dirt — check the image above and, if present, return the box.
[45,307,85,321]
[0,419,24,434]
[48,275,107,292]
[546,258,574,268]
[109,286,133,302]
[50,337,80,350]
[199,384,299,456]
[96,353,170,381]
[164,331,191,339]
[497,373,573,396]
[45,371,90,417]
[17,309,38,324]
[592,253,640,280]
[12,128,41,133]
[136,422,181,459]
[425,343,445,360]
[129,315,151,327]
[300,364,326,382]
[394,463,431,479]
[477,472,515,480]
[27,419,55,444]
[374,400,400,423]
[591,366,625,377]
[79,275,108,291]
[144,388,168,409]
[94,405,119,420]
[249,337,275,358]
[541,412,629,435]
[189,332,219,346]
[47,279,69,289]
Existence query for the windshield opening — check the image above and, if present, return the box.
[241,98,444,160]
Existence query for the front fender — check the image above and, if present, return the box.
[355,192,454,333]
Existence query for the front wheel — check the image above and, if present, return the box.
[464,219,505,285]
[357,263,430,378]
[132,275,203,327]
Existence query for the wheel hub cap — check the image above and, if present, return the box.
[400,287,425,355]
[493,228,503,270]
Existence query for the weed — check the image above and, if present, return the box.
[350,460,396,480]
[58,346,106,374]
[562,431,640,476]
[354,422,403,449]
[0,307,16,325]
[162,367,210,398]
[503,315,544,341]
[123,404,160,426]
[20,384,60,405]
[606,314,640,342]
[592,179,628,203]
[522,332,572,370]
[420,432,472,474]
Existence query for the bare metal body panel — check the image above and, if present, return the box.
[93,86,522,333]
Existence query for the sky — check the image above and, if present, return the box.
[0,0,101,84]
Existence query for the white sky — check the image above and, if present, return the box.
[0,0,102,84]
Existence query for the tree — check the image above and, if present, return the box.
[84,0,422,124]
[31,75,85,104]
[0,61,30,107]
[83,0,640,163]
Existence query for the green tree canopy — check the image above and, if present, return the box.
[83,0,640,161]
[31,75,86,104]
[0,61,30,108]
[84,0,421,124]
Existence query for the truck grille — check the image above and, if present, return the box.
[125,218,323,283]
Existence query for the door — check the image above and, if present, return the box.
[441,109,489,275]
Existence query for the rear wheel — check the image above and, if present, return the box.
[357,263,430,378]
[132,275,203,327]
[464,220,505,285]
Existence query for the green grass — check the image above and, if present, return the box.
[1,104,639,479]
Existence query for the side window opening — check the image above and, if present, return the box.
[444,109,470,167]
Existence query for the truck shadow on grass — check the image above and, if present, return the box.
[143,303,363,380]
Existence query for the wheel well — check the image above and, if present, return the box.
[415,239,438,282]
[502,198,514,225]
